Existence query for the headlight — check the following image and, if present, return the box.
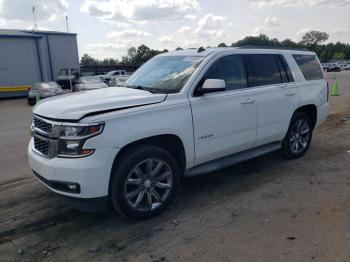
[57,123,104,157]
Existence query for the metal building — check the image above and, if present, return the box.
[0,29,79,97]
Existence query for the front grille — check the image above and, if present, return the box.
[34,137,50,156]
[34,117,52,133]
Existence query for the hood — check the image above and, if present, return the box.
[33,87,166,121]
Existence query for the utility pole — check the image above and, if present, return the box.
[66,15,73,92]
[32,5,38,31]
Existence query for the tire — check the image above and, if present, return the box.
[281,112,313,159]
[110,145,180,219]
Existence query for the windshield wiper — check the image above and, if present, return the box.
[125,85,153,93]
[125,85,167,94]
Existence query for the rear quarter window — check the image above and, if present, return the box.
[293,54,324,81]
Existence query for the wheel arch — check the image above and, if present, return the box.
[111,134,187,179]
[293,104,317,129]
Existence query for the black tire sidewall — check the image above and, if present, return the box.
[110,145,180,219]
[282,112,313,159]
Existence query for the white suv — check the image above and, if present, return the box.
[28,47,330,219]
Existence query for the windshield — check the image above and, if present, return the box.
[32,82,60,90]
[124,55,203,94]
[78,76,103,84]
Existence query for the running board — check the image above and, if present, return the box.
[186,142,281,177]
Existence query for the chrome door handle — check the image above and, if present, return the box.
[285,91,296,96]
[241,98,255,104]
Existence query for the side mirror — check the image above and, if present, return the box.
[199,79,226,94]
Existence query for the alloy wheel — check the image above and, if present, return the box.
[289,118,310,154]
[123,158,173,212]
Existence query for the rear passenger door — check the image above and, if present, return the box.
[244,54,299,146]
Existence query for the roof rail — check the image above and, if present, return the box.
[237,45,309,51]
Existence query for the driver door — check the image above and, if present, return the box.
[189,55,258,165]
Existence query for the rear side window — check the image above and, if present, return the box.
[276,55,294,83]
[204,55,247,91]
[293,54,324,81]
[246,54,282,87]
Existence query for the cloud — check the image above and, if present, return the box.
[195,13,226,38]
[295,27,313,39]
[0,0,68,22]
[251,16,280,35]
[158,35,174,44]
[178,26,192,34]
[81,0,200,23]
[107,29,151,38]
[331,27,350,36]
[263,16,280,27]
[250,0,350,8]
[87,42,127,51]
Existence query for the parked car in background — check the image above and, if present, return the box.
[102,70,128,85]
[29,48,330,219]
[57,68,80,89]
[327,64,341,72]
[76,76,108,91]
[28,82,63,105]
[108,73,131,87]
[343,64,350,70]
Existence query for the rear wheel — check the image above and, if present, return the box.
[281,112,313,159]
[110,145,180,219]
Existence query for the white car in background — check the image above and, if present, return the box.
[76,76,108,91]
[108,74,131,87]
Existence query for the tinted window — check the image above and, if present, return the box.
[279,55,294,82]
[276,55,289,83]
[293,54,324,81]
[203,55,247,91]
[247,54,282,87]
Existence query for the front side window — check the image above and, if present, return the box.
[202,55,247,91]
[125,56,203,94]
[293,54,324,81]
[247,54,282,87]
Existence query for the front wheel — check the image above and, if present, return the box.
[110,145,180,219]
[281,112,313,159]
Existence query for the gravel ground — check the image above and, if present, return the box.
[0,71,349,262]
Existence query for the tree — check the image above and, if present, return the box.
[120,45,168,65]
[233,34,273,47]
[175,47,183,51]
[101,58,119,65]
[332,51,346,60]
[218,43,227,47]
[280,39,299,48]
[301,30,329,46]
[80,54,100,65]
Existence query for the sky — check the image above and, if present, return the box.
[0,0,349,60]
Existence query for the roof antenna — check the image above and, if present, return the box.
[197,46,205,53]
[32,5,38,31]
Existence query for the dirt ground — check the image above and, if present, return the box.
[0,72,350,262]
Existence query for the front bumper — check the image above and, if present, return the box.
[28,138,119,199]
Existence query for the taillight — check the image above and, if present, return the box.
[326,81,330,102]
